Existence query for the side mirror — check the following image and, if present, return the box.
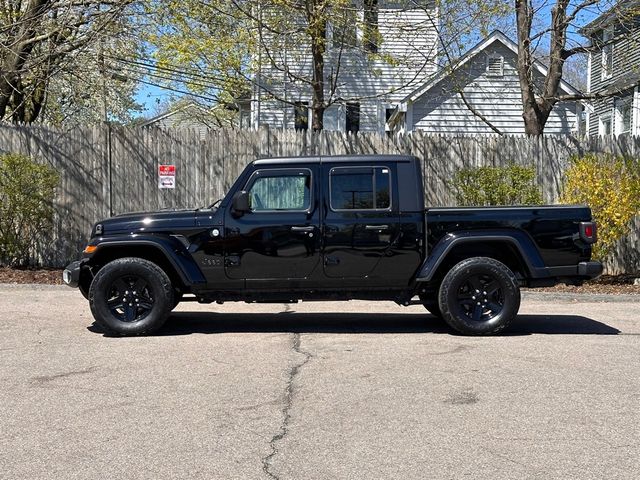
[231,190,251,216]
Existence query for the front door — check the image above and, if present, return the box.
[224,167,321,284]
[322,164,399,279]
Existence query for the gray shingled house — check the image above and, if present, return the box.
[388,31,583,135]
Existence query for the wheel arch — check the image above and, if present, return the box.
[85,239,205,292]
[416,231,547,284]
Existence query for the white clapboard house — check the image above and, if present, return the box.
[581,1,640,136]
[250,0,439,133]
[388,31,583,135]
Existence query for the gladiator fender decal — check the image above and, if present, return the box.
[91,236,206,285]
[416,230,548,282]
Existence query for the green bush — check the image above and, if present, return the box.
[453,163,543,206]
[560,153,640,260]
[0,153,59,266]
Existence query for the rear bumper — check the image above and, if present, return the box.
[578,261,604,278]
[546,261,603,280]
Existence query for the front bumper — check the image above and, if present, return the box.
[62,261,82,288]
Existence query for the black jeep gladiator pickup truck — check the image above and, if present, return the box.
[63,155,602,336]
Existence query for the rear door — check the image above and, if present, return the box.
[322,164,399,278]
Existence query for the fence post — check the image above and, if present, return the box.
[106,121,114,217]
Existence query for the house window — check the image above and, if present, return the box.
[486,55,504,77]
[240,109,251,129]
[329,166,391,210]
[363,0,379,53]
[385,107,395,131]
[346,102,360,132]
[332,3,358,48]
[601,26,614,80]
[385,108,395,123]
[294,102,309,130]
[599,114,612,136]
[616,99,632,134]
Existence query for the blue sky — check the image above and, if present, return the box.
[135,84,170,117]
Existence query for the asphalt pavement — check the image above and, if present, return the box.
[0,284,638,480]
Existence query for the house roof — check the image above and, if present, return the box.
[397,30,581,107]
[580,0,640,35]
[140,101,212,127]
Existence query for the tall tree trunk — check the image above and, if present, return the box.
[10,78,26,123]
[515,0,544,135]
[515,0,571,135]
[28,79,48,123]
[307,0,327,131]
[0,0,51,120]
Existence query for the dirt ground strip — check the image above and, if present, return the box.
[1,267,638,295]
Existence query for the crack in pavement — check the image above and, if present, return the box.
[262,331,312,480]
[31,366,98,384]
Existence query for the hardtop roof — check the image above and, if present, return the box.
[253,154,418,166]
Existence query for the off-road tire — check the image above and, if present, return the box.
[438,257,520,336]
[89,257,174,336]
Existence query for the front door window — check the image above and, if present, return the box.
[248,171,311,211]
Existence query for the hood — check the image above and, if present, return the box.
[92,209,198,236]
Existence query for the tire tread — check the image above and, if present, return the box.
[89,257,174,336]
[438,257,520,336]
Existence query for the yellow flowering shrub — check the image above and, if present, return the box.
[560,153,640,260]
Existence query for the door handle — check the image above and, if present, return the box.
[291,226,315,232]
[365,225,389,230]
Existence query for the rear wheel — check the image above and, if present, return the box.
[438,257,520,335]
[89,257,174,336]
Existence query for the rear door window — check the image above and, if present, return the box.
[329,166,391,211]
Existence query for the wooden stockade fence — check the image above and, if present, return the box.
[0,124,638,273]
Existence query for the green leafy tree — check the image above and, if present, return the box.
[453,164,543,206]
[0,153,59,267]
[0,0,139,124]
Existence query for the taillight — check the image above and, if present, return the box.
[579,222,597,244]
[584,225,593,237]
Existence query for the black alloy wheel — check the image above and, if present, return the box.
[106,275,155,322]
[89,257,174,336]
[454,272,504,323]
[438,257,520,335]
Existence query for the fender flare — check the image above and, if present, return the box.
[416,230,549,282]
[88,235,206,286]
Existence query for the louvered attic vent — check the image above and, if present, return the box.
[487,55,504,76]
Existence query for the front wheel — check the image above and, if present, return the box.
[438,257,520,335]
[89,257,174,336]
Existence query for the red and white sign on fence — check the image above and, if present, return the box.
[158,165,176,189]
